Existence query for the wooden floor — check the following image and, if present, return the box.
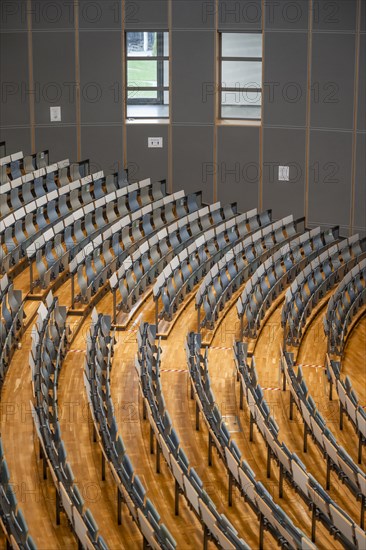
[1,266,365,549]
[58,325,141,549]
[251,303,362,527]
[0,319,76,550]
[342,316,366,406]
[296,301,366,471]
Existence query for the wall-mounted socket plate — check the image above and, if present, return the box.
[278,165,290,181]
[148,137,163,148]
[50,106,61,122]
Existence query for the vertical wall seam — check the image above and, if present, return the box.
[258,0,265,211]
[304,0,313,227]
[122,0,127,169]
[213,0,219,203]
[349,0,361,235]
[26,0,35,152]
[168,0,173,193]
[74,0,81,161]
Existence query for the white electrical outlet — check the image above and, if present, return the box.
[278,166,290,181]
[148,137,163,148]
[50,106,61,122]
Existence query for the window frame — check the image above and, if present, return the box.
[125,31,169,119]
[219,31,263,122]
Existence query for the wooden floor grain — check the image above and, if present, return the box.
[296,301,365,470]
[342,315,366,406]
[58,327,141,550]
[251,296,364,528]
[211,302,342,549]
[0,326,76,550]
[110,313,207,549]
[2,265,365,549]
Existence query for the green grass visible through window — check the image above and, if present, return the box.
[127,60,157,98]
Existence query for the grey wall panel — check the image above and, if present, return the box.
[265,0,308,30]
[172,31,214,124]
[126,124,168,183]
[0,32,30,126]
[33,32,76,125]
[0,0,27,30]
[0,2,361,240]
[124,1,168,29]
[79,0,121,29]
[31,0,75,30]
[311,33,355,130]
[354,132,366,235]
[357,34,365,131]
[362,0,366,32]
[218,0,262,30]
[308,130,352,228]
[35,126,77,162]
[81,126,123,174]
[263,32,308,127]
[263,128,306,220]
[172,0,214,29]
[0,128,31,155]
[173,126,213,203]
[312,0,356,31]
[79,31,123,125]
[217,126,259,212]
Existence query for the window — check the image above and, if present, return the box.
[220,32,262,120]
[126,31,169,119]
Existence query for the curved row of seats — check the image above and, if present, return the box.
[322,259,366,465]
[186,332,316,550]
[196,215,303,331]
[1,159,90,235]
[234,342,366,548]
[136,322,250,550]
[236,226,339,339]
[74,189,198,305]
[2,141,364,549]
[70,179,165,298]
[281,350,366,533]
[0,439,36,549]
[30,293,108,549]
[325,355,366,465]
[281,236,366,347]
[112,202,238,318]
[0,149,49,186]
[0,274,25,387]
[324,258,366,356]
[23,169,119,253]
[0,159,71,219]
[1,164,98,275]
[84,310,177,550]
[153,210,272,323]
[35,178,164,292]
[0,271,35,549]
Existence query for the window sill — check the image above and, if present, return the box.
[126,118,170,124]
[217,119,262,127]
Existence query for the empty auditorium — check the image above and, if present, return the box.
[0,0,365,549]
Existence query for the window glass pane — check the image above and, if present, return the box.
[163,32,169,56]
[127,60,157,87]
[164,61,169,87]
[127,104,169,118]
[222,91,261,107]
[222,61,261,89]
[127,90,158,100]
[126,30,169,117]
[222,33,262,58]
[221,105,261,119]
[127,32,157,57]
